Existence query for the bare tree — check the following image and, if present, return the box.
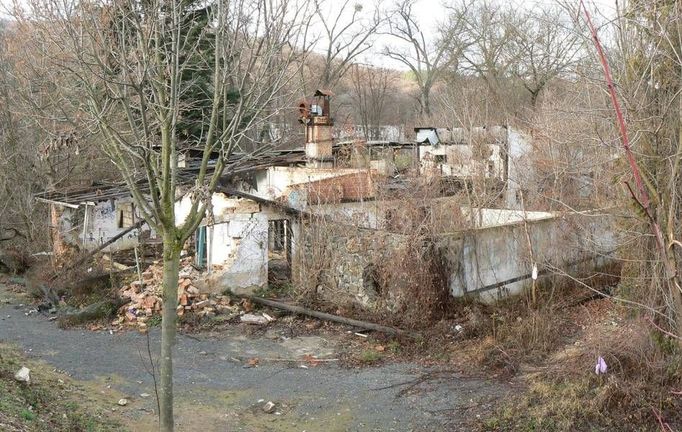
[509,7,584,108]
[383,0,469,117]
[456,0,521,115]
[0,20,99,250]
[349,64,395,140]
[312,0,385,89]
[602,0,682,343]
[443,1,583,119]
[15,0,310,430]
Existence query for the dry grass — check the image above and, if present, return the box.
[293,177,468,331]
[23,253,129,309]
[475,298,682,431]
[441,293,579,377]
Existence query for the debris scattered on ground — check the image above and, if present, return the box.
[14,366,31,384]
[100,255,130,271]
[262,401,276,413]
[117,398,128,406]
[114,258,240,331]
[248,296,419,338]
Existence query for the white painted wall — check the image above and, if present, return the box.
[174,192,269,293]
[447,212,617,303]
[308,199,554,231]
[310,201,382,229]
[505,128,535,209]
[462,208,554,228]
[59,197,149,252]
[207,222,234,264]
[207,213,269,294]
[252,166,368,201]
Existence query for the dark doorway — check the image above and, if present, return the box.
[195,226,207,268]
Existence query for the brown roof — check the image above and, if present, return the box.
[314,89,334,97]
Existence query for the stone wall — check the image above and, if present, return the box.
[293,221,409,310]
[295,210,618,309]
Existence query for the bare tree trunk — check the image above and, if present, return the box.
[159,234,180,432]
[14,1,310,428]
[421,89,431,117]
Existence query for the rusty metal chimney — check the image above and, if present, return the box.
[298,89,334,168]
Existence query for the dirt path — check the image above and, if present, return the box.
[0,288,505,431]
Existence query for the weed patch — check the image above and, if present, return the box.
[358,350,383,364]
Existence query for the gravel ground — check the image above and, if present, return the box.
[0,289,506,431]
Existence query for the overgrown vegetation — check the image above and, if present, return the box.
[357,350,384,364]
[1,0,681,430]
[477,313,682,431]
[446,281,682,431]
[294,177,469,330]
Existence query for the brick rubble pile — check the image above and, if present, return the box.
[113,258,240,331]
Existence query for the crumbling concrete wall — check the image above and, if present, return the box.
[207,213,268,295]
[462,207,554,228]
[307,201,554,232]
[309,201,381,228]
[415,126,537,210]
[445,212,617,302]
[252,166,367,201]
[420,143,505,180]
[505,128,535,209]
[176,193,270,294]
[58,198,147,252]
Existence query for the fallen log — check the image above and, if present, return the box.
[245,296,420,339]
[57,297,130,328]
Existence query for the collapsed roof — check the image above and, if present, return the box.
[35,149,307,207]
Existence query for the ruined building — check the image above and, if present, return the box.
[35,91,617,307]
